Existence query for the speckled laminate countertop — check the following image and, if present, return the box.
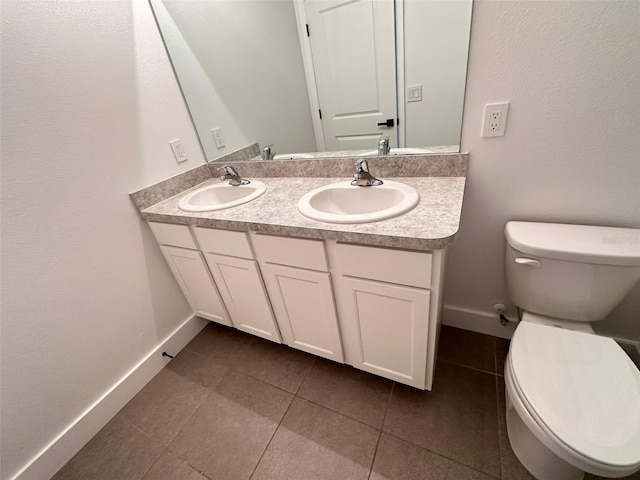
[140,176,466,251]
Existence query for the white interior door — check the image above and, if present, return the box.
[305,0,397,151]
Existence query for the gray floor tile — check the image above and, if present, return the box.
[370,433,496,480]
[494,338,510,376]
[383,361,500,478]
[169,371,292,480]
[297,359,392,428]
[251,398,379,480]
[167,347,229,389]
[52,415,163,480]
[119,369,210,446]
[142,451,208,480]
[438,325,497,373]
[234,336,315,393]
[585,472,640,480]
[186,322,255,369]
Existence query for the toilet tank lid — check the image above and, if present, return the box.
[505,222,640,266]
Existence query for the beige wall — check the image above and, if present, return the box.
[0,1,206,478]
[446,0,640,340]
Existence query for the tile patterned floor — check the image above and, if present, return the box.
[53,324,640,480]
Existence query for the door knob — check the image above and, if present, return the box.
[377,119,395,127]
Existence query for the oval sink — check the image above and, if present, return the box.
[297,180,419,224]
[357,147,435,156]
[178,180,266,212]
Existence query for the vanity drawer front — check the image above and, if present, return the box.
[251,233,328,271]
[334,243,432,289]
[193,227,253,259]
[148,222,197,250]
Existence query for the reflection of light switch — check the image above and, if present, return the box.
[211,128,225,148]
[407,85,422,103]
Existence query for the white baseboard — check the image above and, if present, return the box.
[442,304,517,339]
[10,315,208,480]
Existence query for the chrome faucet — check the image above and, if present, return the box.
[378,135,390,155]
[262,145,275,160]
[219,165,249,186]
[351,159,383,186]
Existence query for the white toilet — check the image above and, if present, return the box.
[503,221,640,480]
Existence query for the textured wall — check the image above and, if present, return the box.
[446,0,640,339]
[0,1,205,478]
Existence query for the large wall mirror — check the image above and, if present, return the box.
[150,0,473,161]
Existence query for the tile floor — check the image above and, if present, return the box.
[53,324,640,480]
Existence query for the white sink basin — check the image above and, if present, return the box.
[297,180,419,224]
[178,180,266,212]
[357,147,435,156]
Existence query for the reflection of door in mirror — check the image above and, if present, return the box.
[304,0,397,151]
[149,0,472,161]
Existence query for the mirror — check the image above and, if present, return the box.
[150,0,472,161]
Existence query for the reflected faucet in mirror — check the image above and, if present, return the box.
[262,146,275,161]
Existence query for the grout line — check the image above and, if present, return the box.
[294,356,316,395]
[495,373,504,480]
[493,337,499,377]
[247,393,296,480]
[367,382,395,480]
[437,358,501,377]
[295,395,386,431]
[382,430,501,480]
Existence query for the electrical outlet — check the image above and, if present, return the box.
[482,102,509,137]
[407,85,422,103]
[211,128,225,149]
[169,139,188,163]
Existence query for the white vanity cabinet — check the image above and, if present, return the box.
[147,222,231,326]
[250,233,344,363]
[192,227,281,343]
[148,221,445,390]
[327,242,444,390]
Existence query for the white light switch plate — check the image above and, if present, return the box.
[407,85,422,103]
[169,139,188,163]
[211,128,225,149]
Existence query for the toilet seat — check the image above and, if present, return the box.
[508,321,640,475]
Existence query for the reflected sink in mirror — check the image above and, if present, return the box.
[297,180,419,224]
[178,180,266,212]
[357,147,438,157]
[273,153,314,160]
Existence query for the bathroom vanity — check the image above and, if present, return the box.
[132,154,466,390]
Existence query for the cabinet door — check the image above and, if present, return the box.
[159,246,231,326]
[335,276,430,388]
[261,264,344,362]
[204,253,281,343]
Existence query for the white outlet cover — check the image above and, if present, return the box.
[169,139,188,163]
[482,102,509,137]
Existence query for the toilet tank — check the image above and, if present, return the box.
[505,222,640,322]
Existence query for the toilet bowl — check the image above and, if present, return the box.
[504,221,640,480]
[505,320,640,480]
